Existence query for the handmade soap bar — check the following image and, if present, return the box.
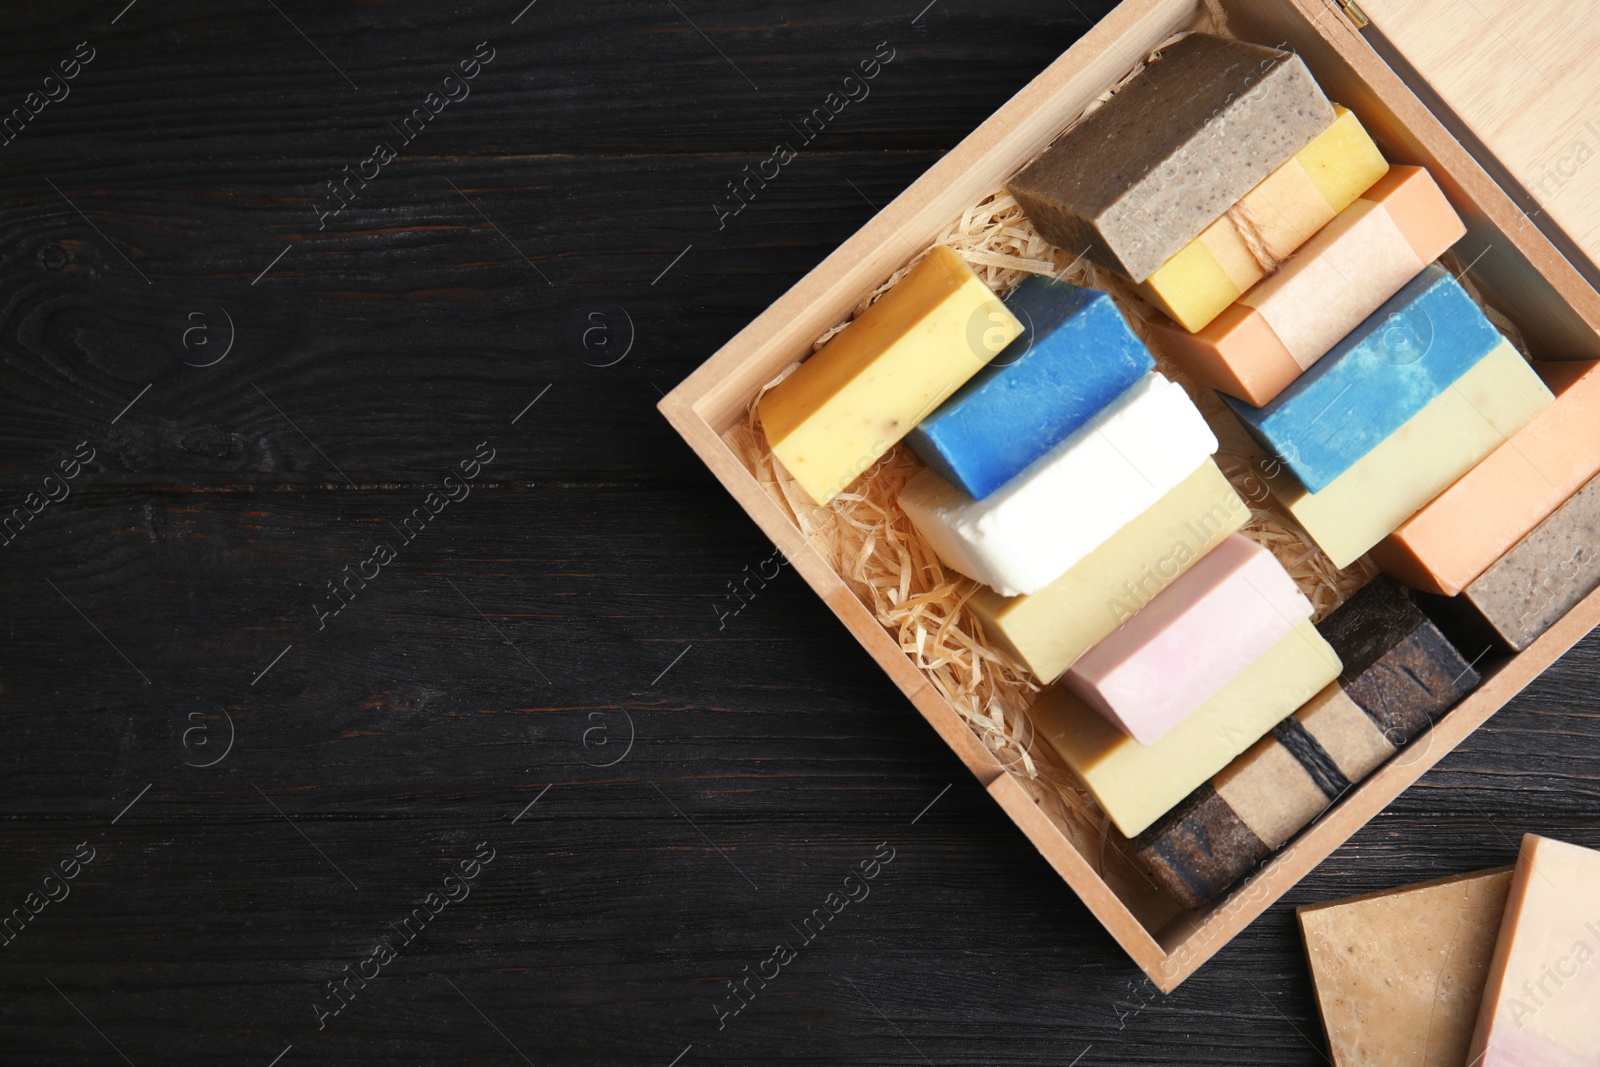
[906,277,1154,500]
[758,246,1021,505]
[1469,835,1600,1065]
[1139,106,1390,332]
[1152,166,1464,405]
[899,373,1216,597]
[1318,575,1481,742]
[1064,534,1312,744]
[1034,619,1340,838]
[969,461,1247,681]
[1132,577,1479,907]
[1422,473,1600,652]
[1262,340,1554,569]
[1299,868,1514,1067]
[1374,362,1600,596]
[1008,34,1334,283]
[1227,265,1504,493]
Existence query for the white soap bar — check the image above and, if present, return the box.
[898,373,1218,596]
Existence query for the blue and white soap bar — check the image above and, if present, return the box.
[1224,264,1504,493]
[906,277,1155,500]
[899,372,1218,597]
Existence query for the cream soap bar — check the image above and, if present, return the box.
[1064,534,1312,744]
[1139,105,1389,333]
[1262,340,1554,569]
[1033,619,1341,838]
[969,461,1247,682]
[1299,868,1514,1067]
[899,373,1217,597]
[1008,34,1334,283]
[1469,835,1600,1066]
[759,246,1021,505]
[1151,166,1465,405]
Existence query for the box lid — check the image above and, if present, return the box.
[1357,0,1600,288]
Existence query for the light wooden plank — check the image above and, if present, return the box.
[1362,0,1600,271]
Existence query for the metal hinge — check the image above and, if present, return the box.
[1336,0,1371,28]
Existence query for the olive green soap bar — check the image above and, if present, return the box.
[1009,33,1335,283]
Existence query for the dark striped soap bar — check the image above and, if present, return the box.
[1130,577,1481,909]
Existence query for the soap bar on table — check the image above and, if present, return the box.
[969,460,1247,682]
[1227,265,1506,494]
[1131,576,1480,907]
[758,246,1022,505]
[1421,472,1600,652]
[1299,868,1514,1067]
[1033,618,1341,839]
[1008,34,1335,283]
[1064,533,1312,744]
[1470,835,1600,1066]
[1152,166,1464,405]
[1140,105,1390,333]
[1260,340,1554,569]
[1374,361,1600,596]
[899,372,1217,597]
[906,276,1154,499]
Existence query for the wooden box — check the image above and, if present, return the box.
[658,0,1600,991]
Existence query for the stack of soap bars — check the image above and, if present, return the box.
[758,30,1589,913]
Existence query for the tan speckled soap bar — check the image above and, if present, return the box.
[1009,33,1335,282]
[1298,868,1514,1067]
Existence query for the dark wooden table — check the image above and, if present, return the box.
[2,2,1597,1063]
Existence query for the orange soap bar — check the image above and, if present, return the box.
[1151,167,1464,406]
[1373,361,1600,596]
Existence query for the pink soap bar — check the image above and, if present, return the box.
[1065,534,1312,744]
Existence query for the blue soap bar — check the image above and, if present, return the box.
[1224,264,1503,493]
[906,276,1155,499]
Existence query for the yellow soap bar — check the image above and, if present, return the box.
[1262,341,1554,569]
[1140,106,1389,333]
[969,460,1247,681]
[1033,619,1341,838]
[759,246,1021,505]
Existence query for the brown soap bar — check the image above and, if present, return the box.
[1299,868,1513,1067]
[1131,578,1483,909]
[1008,34,1334,282]
[1318,576,1479,744]
[1423,472,1600,652]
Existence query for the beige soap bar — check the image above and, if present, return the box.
[1470,834,1600,1065]
[758,246,1020,505]
[1032,619,1341,838]
[1299,868,1514,1067]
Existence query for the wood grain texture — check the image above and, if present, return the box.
[2,2,1599,1064]
[1360,0,1600,272]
